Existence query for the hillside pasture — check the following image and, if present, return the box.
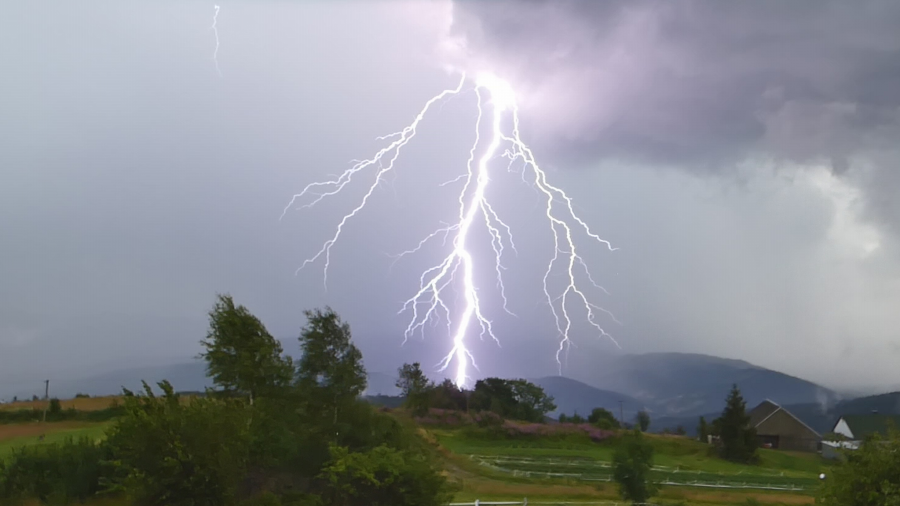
[433,427,826,505]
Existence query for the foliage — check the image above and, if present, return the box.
[469,378,556,422]
[569,412,586,424]
[612,429,657,504]
[558,413,568,423]
[74,393,91,399]
[427,379,467,411]
[714,384,758,463]
[697,416,709,442]
[103,380,252,506]
[588,408,620,429]
[319,444,451,506]
[635,410,650,432]
[818,428,900,506]
[296,307,367,424]
[199,294,294,404]
[0,437,111,504]
[48,399,62,417]
[396,363,432,416]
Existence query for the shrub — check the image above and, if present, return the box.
[104,380,252,506]
[0,437,112,504]
[319,444,451,506]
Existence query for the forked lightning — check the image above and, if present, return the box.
[283,73,618,387]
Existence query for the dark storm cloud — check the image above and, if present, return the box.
[450,1,900,179]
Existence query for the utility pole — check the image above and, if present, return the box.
[42,380,49,423]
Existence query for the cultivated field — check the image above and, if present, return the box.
[432,428,827,506]
[0,421,110,460]
[0,395,121,412]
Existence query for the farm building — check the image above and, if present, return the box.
[832,413,900,441]
[747,400,821,452]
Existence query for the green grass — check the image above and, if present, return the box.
[0,423,111,460]
[435,428,827,504]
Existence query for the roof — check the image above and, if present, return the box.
[748,400,781,427]
[836,414,900,439]
[749,399,821,437]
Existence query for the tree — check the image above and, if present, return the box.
[635,410,650,432]
[569,412,585,424]
[558,413,568,423]
[469,378,555,422]
[199,294,294,404]
[510,379,557,422]
[612,429,657,504]
[819,428,900,506]
[428,379,467,411]
[697,416,709,443]
[588,407,621,429]
[714,384,758,463]
[396,363,432,416]
[296,307,367,422]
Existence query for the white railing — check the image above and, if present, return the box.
[450,501,659,506]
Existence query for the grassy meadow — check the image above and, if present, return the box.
[431,427,828,505]
[0,397,832,506]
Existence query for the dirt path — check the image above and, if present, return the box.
[0,422,94,441]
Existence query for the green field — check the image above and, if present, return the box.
[432,428,827,505]
[0,419,828,505]
[0,422,111,460]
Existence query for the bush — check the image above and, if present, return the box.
[612,429,657,504]
[319,444,450,506]
[0,437,112,504]
[104,380,252,506]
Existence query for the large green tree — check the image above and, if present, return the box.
[588,407,621,429]
[612,429,657,504]
[199,294,294,404]
[396,362,432,416]
[468,378,555,422]
[296,307,367,422]
[714,384,758,463]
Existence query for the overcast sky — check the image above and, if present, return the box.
[2,0,900,393]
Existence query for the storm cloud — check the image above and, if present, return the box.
[2,1,900,397]
[447,0,900,228]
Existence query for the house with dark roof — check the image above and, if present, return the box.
[832,413,900,441]
[823,413,900,459]
[747,400,821,452]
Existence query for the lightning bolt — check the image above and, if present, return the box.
[211,5,222,77]
[284,73,619,387]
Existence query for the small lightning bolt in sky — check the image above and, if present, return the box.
[211,4,222,77]
[283,73,619,388]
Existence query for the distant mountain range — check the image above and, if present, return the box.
[568,352,841,418]
[531,376,644,420]
[2,352,897,437]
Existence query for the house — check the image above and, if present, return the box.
[822,413,900,460]
[747,400,821,452]
[832,413,900,441]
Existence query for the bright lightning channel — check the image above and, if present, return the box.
[211,5,222,77]
[283,73,619,388]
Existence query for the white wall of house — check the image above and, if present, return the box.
[833,418,854,439]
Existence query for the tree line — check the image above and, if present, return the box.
[395,362,557,422]
[0,294,452,506]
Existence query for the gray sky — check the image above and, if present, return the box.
[2,0,900,393]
